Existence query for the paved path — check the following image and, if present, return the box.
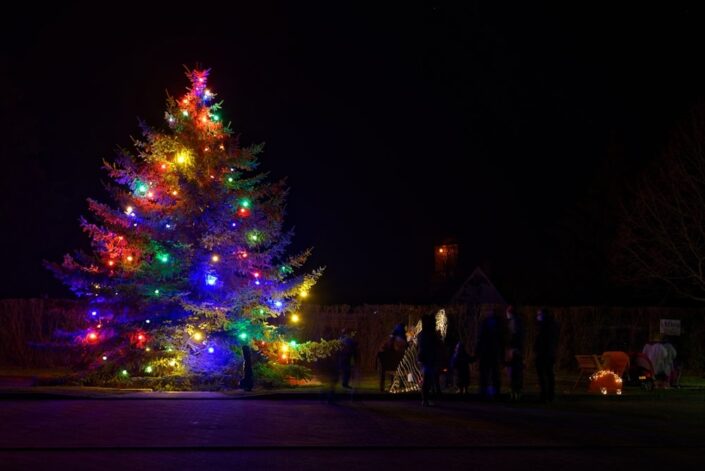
[1,397,703,470]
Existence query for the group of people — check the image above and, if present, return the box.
[415,306,559,406]
[323,306,560,405]
[642,336,680,388]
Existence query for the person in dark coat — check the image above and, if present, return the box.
[319,326,340,403]
[534,307,558,402]
[451,341,473,395]
[240,345,254,391]
[417,314,441,406]
[338,328,357,389]
[476,308,504,399]
[376,323,408,392]
[505,305,525,400]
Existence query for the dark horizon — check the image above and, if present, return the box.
[3,1,705,305]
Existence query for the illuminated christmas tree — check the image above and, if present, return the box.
[46,68,329,387]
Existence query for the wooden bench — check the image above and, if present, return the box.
[573,354,603,390]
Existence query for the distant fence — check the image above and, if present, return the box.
[0,299,85,368]
[299,304,705,373]
[2,299,704,374]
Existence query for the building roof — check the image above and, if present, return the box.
[449,267,506,305]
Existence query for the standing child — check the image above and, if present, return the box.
[505,305,525,400]
[451,341,473,395]
[534,307,558,403]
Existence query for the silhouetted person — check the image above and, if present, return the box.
[476,308,503,399]
[417,314,441,406]
[240,345,253,391]
[505,305,525,400]
[376,323,408,391]
[339,328,357,389]
[534,307,558,402]
[317,326,338,402]
[663,337,681,388]
[451,341,473,395]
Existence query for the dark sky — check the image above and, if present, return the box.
[2,1,705,304]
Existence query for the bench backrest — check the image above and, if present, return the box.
[575,354,602,371]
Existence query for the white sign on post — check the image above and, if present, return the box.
[660,319,681,336]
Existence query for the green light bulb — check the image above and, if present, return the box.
[239,332,247,340]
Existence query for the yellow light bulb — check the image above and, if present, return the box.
[291,314,300,323]
[169,360,177,367]
[172,190,178,196]
[299,290,309,298]
[126,255,134,262]
[281,344,289,353]
[211,255,220,262]
[193,332,203,342]
[176,151,189,164]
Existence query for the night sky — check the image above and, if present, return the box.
[2,1,705,305]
